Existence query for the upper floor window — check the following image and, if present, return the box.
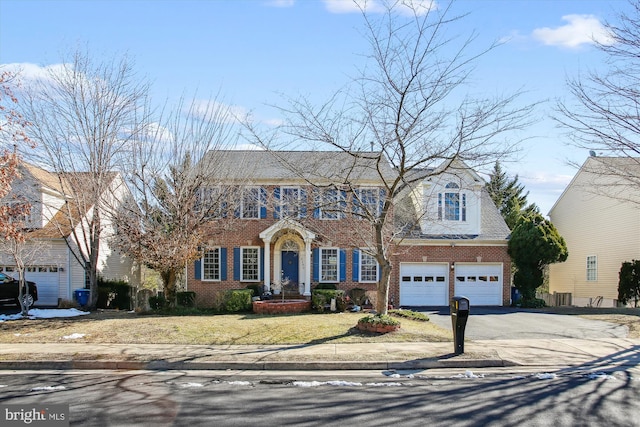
[241,187,260,219]
[587,255,597,281]
[438,183,466,221]
[353,187,383,219]
[317,189,345,220]
[196,186,227,219]
[275,186,307,219]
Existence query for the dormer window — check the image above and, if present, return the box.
[438,182,466,222]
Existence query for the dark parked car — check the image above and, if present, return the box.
[0,272,38,309]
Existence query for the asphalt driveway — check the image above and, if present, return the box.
[418,306,629,340]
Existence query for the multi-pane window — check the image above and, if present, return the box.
[197,186,226,219]
[241,187,260,219]
[360,251,379,282]
[354,188,381,218]
[438,183,466,221]
[281,187,301,218]
[241,247,260,281]
[202,248,220,281]
[320,189,344,220]
[320,248,339,282]
[587,256,597,281]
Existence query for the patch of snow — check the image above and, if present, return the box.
[587,372,616,380]
[536,373,557,380]
[389,373,401,378]
[326,381,362,387]
[62,333,86,340]
[31,385,66,391]
[0,308,90,322]
[0,385,7,388]
[453,370,484,379]
[180,383,204,388]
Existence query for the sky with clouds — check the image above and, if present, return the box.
[0,0,632,213]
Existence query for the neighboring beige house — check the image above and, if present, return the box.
[548,156,640,307]
[0,162,138,306]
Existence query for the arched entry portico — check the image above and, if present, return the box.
[259,219,315,296]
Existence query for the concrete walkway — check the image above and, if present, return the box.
[1,338,639,372]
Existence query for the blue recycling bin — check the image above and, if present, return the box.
[74,289,90,306]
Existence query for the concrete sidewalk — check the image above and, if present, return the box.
[1,338,639,371]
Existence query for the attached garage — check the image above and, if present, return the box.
[454,263,503,306]
[400,263,449,306]
[4,266,61,307]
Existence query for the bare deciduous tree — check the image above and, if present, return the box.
[19,49,151,309]
[556,0,640,201]
[245,0,534,315]
[110,95,242,305]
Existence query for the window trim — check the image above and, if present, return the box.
[359,250,379,283]
[202,247,221,282]
[281,186,301,218]
[241,246,261,282]
[240,187,261,219]
[438,182,467,222]
[320,247,339,282]
[586,255,597,281]
[319,189,345,220]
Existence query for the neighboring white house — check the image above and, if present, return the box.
[548,156,640,307]
[0,162,137,306]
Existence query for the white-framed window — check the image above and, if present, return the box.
[438,183,466,221]
[359,251,379,282]
[241,187,260,219]
[241,247,260,282]
[320,248,339,282]
[587,255,597,281]
[281,186,301,218]
[202,247,221,281]
[354,187,381,219]
[197,186,227,219]
[320,189,345,220]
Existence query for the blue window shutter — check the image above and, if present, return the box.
[220,248,227,281]
[300,188,307,218]
[194,259,202,280]
[339,249,346,282]
[273,187,281,219]
[260,187,267,218]
[233,247,240,281]
[379,188,386,217]
[312,248,319,282]
[352,249,360,282]
[259,247,264,281]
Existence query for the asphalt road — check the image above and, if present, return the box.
[418,307,629,340]
[1,369,638,426]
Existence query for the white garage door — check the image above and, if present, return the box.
[454,263,503,306]
[24,266,60,306]
[400,263,449,306]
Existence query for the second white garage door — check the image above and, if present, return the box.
[400,263,449,306]
[454,263,503,306]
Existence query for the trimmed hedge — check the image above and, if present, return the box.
[177,291,196,307]
[97,277,131,310]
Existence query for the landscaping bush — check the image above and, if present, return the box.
[149,294,167,310]
[349,287,367,306]
[311,289,345,313]
[315,283,338,290]
[389,309,429,322]
[97,277,131,310]
[177,291,196,308]
[519,297,546,308]
[223,289,253,313]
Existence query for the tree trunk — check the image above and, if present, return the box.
[161,269,178,307]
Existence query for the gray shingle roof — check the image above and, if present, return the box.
[200,150,397,183]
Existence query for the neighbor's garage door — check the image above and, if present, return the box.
[25,266,60,306]
[454,263,503,306]
[400,263,449,306]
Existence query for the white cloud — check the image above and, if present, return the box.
[189,99,248,124]
[322,0,436,16]
[1,62,67,89]
[532,15,615,48]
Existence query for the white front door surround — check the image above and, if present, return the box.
[260,219,315,296]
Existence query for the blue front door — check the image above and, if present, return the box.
[281,251,299,287]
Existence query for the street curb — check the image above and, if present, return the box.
[0,358,514,371]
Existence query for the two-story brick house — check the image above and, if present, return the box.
[186,150,511,307]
